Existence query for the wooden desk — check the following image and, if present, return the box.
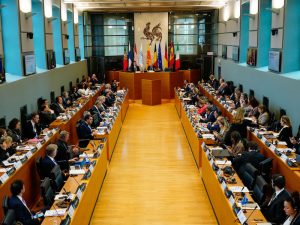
[174,90,181,118]
[198,82,300,192]
[0,131,59,221]
[142,79,161,106]
[181,69,200,84]
[106,70,120,83]
[121,91,129,122]
[248,131,300,192]
[49,88,103,144]
[95,111,122,161]
[119,71,184,99]
[202,145,267,225]
[42,140,107,225]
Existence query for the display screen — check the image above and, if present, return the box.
[75,48,80,61]
[24,54,36,75]
[247,48,257,67]
[64,49,70,65]
[268,50,281,72]
[232,46,239,62]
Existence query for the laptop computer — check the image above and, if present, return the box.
[210,147,232,157]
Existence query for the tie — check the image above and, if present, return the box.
[268,192,277,206]
[21,197,33,217]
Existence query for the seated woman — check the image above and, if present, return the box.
[197,98,208,116]
[70,86,81,101]
[213,116,230,143]
[7,118,22,143]
[228,131,245,157]
[245,95,259,117]
[278,115,293,147]
[224,107,251,145]
[0,136,13,162]
[283,191,300,225]
[256,104,269,126]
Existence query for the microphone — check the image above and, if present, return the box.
[243,205,258,225]
[70,174,81,188]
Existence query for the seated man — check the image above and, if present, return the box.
[77,114,97,145]
[62,91,72,108]
[0,136,13,162]
[51,96,66,116]
[200,106,216,123]
[261,175,290,224]
[39,105,56,128]
[55,131,79,170]
[9,180,41,225]
[23,113,42,139]
[40,144,59,178]
[90,101,105,128]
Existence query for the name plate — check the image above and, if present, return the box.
[36,142,42,149]
[209,158,214,166]
[280,154,288,161]
[89,164,94,173]
[221,181,227,191]
[237,210,247,224]
[201,142,206,149]
[76,189,82,200]
[254,130,259,135]
[261,136,267,143]
[229,195,235,207]
[14,161,22,170]
[68,205,75,218]
[270,145,276,151]
[0,173,9,184]
[44,135,49,141]
[217,170,222,177]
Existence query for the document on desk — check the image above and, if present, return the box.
[16,145,35,151]
[44,208,67,217]
[256,223,272,225]
[229,186,250,193]
[79,153,94,158]
[54,194,76,201]
[237,202,260,210]
[69,169,86,175]
[215,160,232,166]
[182,98,191,101]
[202,134,215,139]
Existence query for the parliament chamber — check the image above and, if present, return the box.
[1,0,300,225]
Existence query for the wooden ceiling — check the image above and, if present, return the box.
[63,0,226,12]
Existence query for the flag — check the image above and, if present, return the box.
[163,42,168,70]
[175,44,180,71]
[123,46,128,71]
[169,42,175,70]
[128,42,132,71]
[153,44,158,70]
[139,43,144,70]
[146,43,152,70]
[134,43,138,66]
[158,42,162,71]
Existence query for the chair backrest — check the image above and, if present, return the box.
[253,175,267,205]
[259,158,273,176]
[41,177,55,207]
[263,96,269,112]
[240,163,258,190]
[50,165,64,191]
[249,89,255,98]
[2,196,9,216]
[35,156,43,179]
[2,209,16,225]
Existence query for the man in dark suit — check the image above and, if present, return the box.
[39,105,56,129]
[89,101,104,128]
[77,114,97,141]
[55,131,79,170]
[200,106,216,123]
[261,175,290,224]
[40,144,59,178]
[23,113,42,139]
[208,75,219,90]
[51,96,66,116]
[8,180,41,225]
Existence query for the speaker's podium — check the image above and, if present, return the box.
[142,79,161,105]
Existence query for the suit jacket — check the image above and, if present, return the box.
[233,151,265,173]
[258,112,269,126]
[51,103,65,116]
[200,111,216,123]
[55,139,72,170]
[40,155,57,178]
[39,111,56,128]
[77,122,93,140]
[291,214,300,225]
[90,105,103,128]
[62,97,72,108]
[0,146,9,162]
[211,79,219,90]
[224,120,251,145]
[278,126,293,147]
[7,128,22,143]
[23,121,42,139]
[8,195,39,225]
[262,189,290,224]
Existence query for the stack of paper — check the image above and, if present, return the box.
[44,208,67,217]
[229,186,250,193]
[69,169,85,175]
